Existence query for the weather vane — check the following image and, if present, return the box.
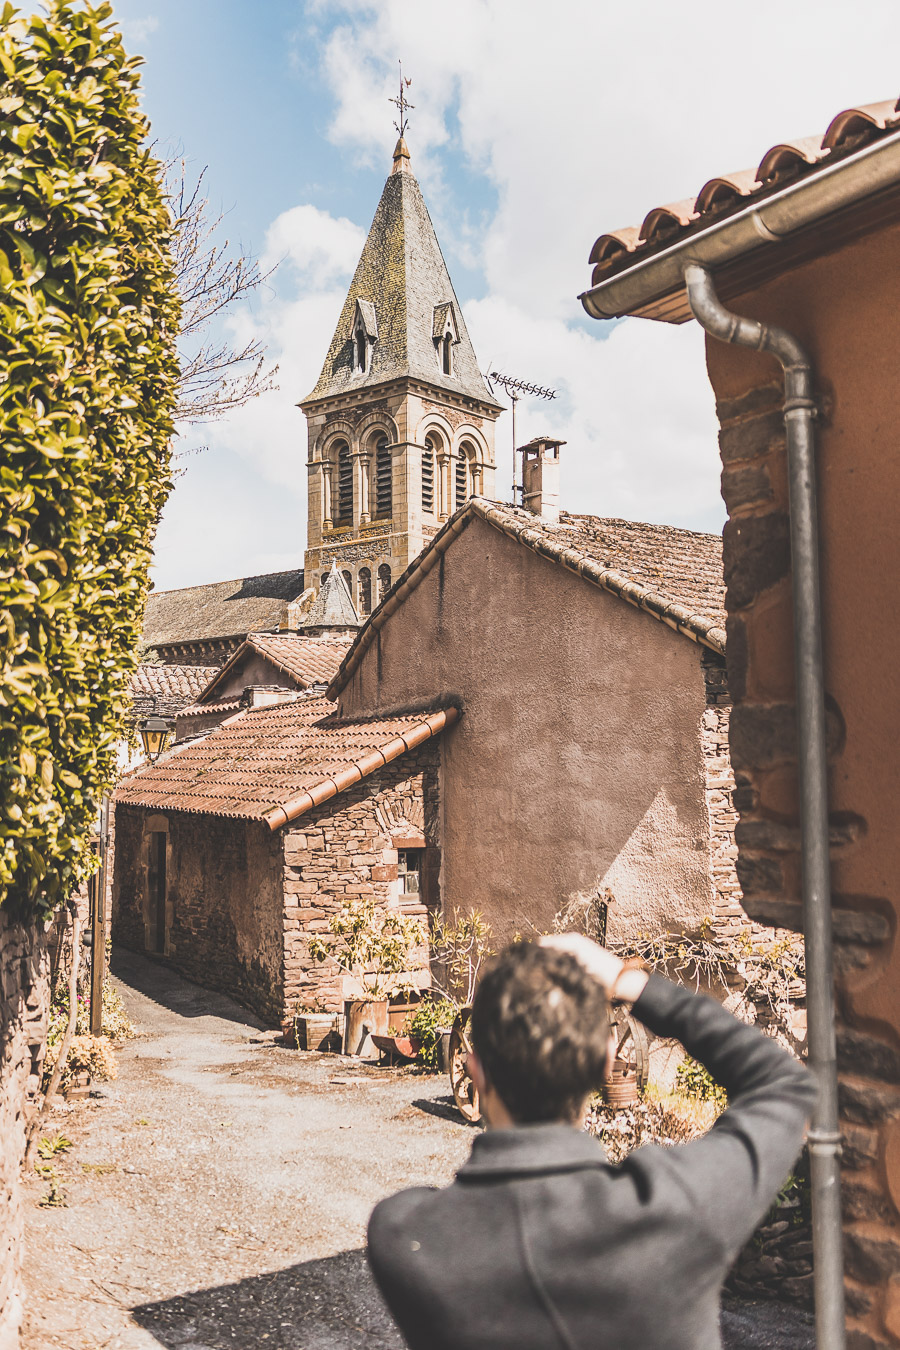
[389,61,414,138]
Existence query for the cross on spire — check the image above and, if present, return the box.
[389,61,414,138]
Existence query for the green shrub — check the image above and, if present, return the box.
[0,1,180,918]
[404,997,456,1072]
[674,1055,727,1109]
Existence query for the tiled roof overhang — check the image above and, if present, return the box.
[327,498,725,700]
[185,633,351,712]
[114,696,457,830]
[262,706,457,830]
[581,99,900,324]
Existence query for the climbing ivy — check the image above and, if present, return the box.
[0,2,180,915]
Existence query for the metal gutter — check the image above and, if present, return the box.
[580,129,900,320]
[683,264,845,1350]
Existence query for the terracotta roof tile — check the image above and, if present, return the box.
[243,633,353,686]
[115,694,457,828]
[328,498,725,700]
[588,96,900,290]
[129,664,220,719]
[177,633,353,718]
[756,135,827,183]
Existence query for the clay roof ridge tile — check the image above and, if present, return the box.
[586,92,900,289]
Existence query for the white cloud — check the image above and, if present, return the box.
[154,0,900,585]
[122,15,158,45]
[151,206,363,588]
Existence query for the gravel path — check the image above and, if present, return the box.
[22,951,814,1349]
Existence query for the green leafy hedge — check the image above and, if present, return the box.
[0,1,180,916]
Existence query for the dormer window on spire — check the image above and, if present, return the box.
[432,302,459,377]
[351,299,378,375]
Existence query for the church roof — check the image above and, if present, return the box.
[303,562,360,630]
[328,498,726,698]
[143,568,306,648]
[304,140,500,409]
[115,692,457,831]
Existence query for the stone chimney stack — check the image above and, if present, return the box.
[521,437,565,523]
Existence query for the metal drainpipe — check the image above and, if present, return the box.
[683,262,845,1350]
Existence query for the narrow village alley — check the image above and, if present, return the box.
[22,955,815,1350]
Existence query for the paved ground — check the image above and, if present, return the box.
[22,952,815,1349]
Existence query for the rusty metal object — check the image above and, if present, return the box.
[449,1006,481,1123]
[600,1007,650,1107]
[371,1034,422,1063]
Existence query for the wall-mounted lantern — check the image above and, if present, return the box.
[137,696,173,764]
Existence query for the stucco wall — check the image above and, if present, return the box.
[338,515,714,942]
[702,222,900,1349]
[112,806,285,1023]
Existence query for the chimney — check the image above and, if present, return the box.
[521,436,565,523]
[240,685,295,710]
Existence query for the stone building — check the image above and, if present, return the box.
[327,454,739,945]
[301,137,503,616]
[112,135,747,1046]
[174,630,352,740]
[578,97,900,1348]
[113,693,454,1022]
[113,467,740,1020]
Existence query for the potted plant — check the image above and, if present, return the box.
[308,898,426,1058]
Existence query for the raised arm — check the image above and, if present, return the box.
[542,934,816,1255]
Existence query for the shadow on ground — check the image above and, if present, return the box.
[411,1094,476,1125]
[132,1248,401,1350]
[110,945,268,1030]
[131,1248,815,1350]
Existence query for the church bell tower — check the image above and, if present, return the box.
[301,136,502,617]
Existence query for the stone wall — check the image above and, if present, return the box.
[282,744,439,1015]
[0,910,49,1350]
[700,650,745,937]
[112,806,285,1024]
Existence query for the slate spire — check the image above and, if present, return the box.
[306,141,499,409]
[301,562,360,635]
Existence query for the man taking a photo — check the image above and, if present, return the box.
[368,934,815,1350]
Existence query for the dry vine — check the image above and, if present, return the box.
[555,891,806,1051]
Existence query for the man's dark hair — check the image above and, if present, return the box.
[471,942,611,1124]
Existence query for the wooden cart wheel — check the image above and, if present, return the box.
[449,1006,481,1123]
[608,1005,651,1091]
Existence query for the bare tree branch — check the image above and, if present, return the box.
[168,161,280,431]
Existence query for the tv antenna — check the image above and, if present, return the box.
[389,61,414,138]
[487,371,557,504]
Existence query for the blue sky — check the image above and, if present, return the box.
[111,0,900,592]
